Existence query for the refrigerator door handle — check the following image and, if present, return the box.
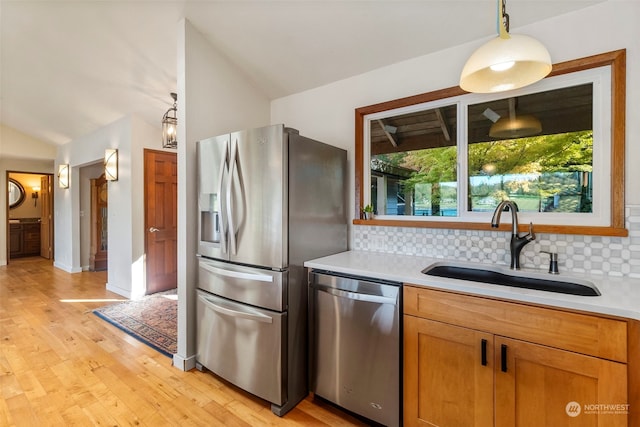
[217,141,229,253]
[315,284,398,305]
[199,261,274,283]
[227,137,238,255]
[198,294,273,324]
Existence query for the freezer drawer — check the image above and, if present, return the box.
[198,257,287,312]
[196,290,286,405]
[310,272,401,427]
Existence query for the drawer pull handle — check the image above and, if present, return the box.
[481,339,488,366]
[200,261,273,283]
[199,295,273,323]
[501,344,508,372]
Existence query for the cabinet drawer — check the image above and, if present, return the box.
[196,290,285,405]
[404,285,627,362]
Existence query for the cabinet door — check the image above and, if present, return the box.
[404,315,494,427]
[9,224,23,257]
[22,224,41,255]
[495,336,628,427]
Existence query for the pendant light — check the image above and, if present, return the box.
[490,114,542,139]
[488,97,542,139]
[460,0,552,93]
[162,92,178,149]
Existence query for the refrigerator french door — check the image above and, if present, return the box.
[198,125,287,268]
[196,124,348,417]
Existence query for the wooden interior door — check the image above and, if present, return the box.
[495,336,628,427]
[144,149,177,295]
[40,175,53,259]
[404,315,494,427]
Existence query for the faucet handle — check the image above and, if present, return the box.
[526,222,536,240]
[541,250,559,274]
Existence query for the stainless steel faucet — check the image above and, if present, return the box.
[491,200,535,270]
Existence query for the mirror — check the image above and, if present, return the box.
[8,178,26,209]
[355,49,626,236]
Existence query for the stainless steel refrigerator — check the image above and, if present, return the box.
[195,124,347,416]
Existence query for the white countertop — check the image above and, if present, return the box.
[305,250,640,321]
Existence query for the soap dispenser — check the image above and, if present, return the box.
[541,251,559,274]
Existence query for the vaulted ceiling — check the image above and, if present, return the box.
[0,1,606,147]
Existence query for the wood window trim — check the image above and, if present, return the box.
[354,49,627,237]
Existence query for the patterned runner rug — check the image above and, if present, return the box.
[93,290,177,357]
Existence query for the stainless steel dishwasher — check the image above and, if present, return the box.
[309,270,401,427]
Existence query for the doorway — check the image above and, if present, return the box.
[6,171,54,262]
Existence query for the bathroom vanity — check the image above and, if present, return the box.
[9,220,41,258]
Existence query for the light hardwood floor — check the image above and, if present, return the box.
[0,258,368,426]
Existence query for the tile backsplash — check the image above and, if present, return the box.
[353,206,640,279]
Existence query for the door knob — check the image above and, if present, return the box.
[149,227,160,233]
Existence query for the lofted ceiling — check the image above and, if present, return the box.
[0,0,606,147]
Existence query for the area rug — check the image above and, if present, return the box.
[93,290,177,357]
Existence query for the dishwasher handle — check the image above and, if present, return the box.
[315,284,397,305]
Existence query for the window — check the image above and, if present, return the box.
[368,103,458,216]
[355,50,626,236]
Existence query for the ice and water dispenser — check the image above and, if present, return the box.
[199,193,220,245]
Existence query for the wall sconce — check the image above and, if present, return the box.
[58,164,70,189]
[459,0,551,93]
[32,186,40,206]
[105,149,119,181]
[162,92,178,149]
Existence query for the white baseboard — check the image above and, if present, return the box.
[106,282,131,299]
[172,354,197,371]
[53,261,82,273]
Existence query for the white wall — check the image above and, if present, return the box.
[54,114,162,297]
[174,19,270,370]
[0,124,55,265]
[271,1,639,233]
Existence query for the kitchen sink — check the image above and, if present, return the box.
[422,262,600,296]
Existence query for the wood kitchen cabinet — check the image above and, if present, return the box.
[404,316,494,426]
[404,285,630,427]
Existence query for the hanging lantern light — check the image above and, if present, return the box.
[162,92,178,149]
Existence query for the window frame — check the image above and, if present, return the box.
[354,50,627,237]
